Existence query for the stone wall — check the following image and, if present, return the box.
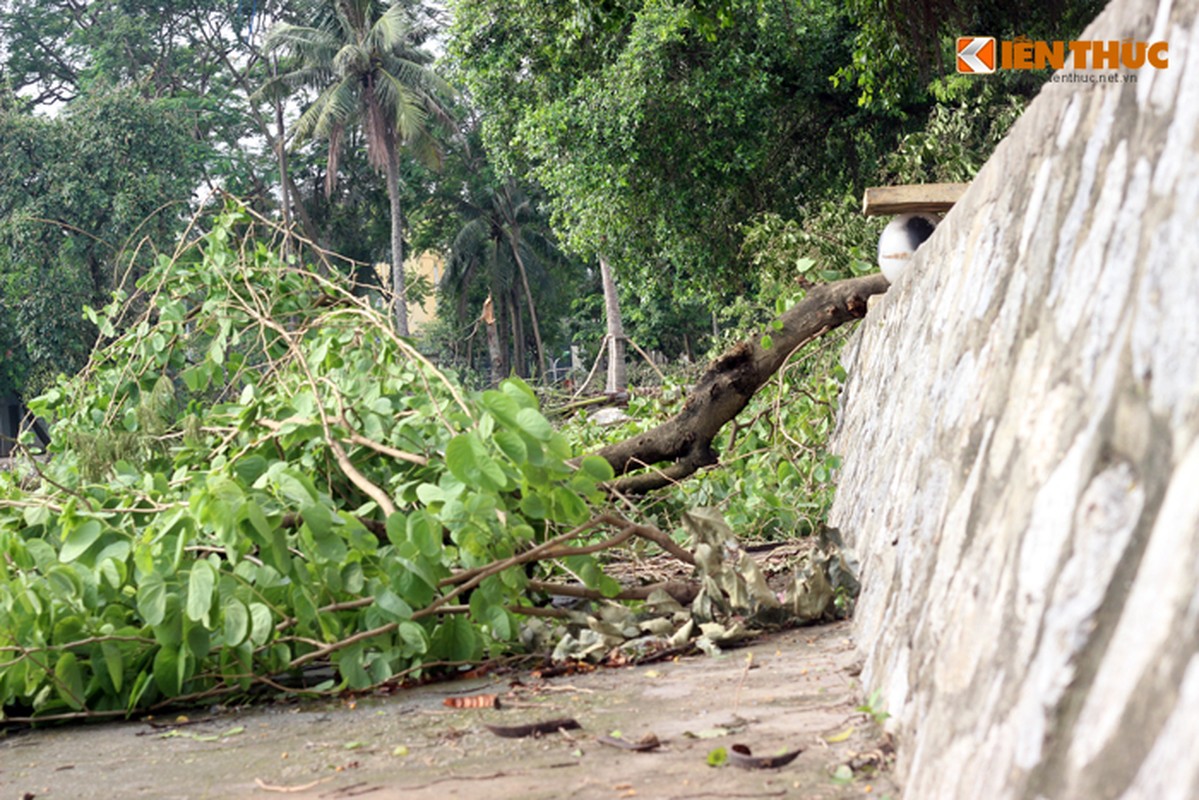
[827,0,1199,797]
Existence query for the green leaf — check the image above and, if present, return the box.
[445,432,506,491]
[184,620,211,660]
[186,561,217,625]
[519,492,548,519]
[101,640,124,693]
[275,469,317,506]
[386,511,407,546]
[407,511,443,559]
[493,429,527,463]
[375,589,413,622]
[303,505,346,563]
[152,594,184,647]
[515,407,553,441]
[46,564,83,599]
[335,643,372,690]
[499,378,537,408]
[579,455,614,482]
[551,486,589,524]
[301,503,333,536]
[222,599,250,647]
[181,363,209,392]
[707,746,728,767]
[60,519,102,562]
[415,482,446,505]
[127,671,152,713]
[248,602,273,646]
[397,621,429,655]
[54,652,86,710]
[137,574,168,627]
[232,455,269,485]
[484,604,513,639]
[153,646,182,696]
[598,574,623,598]
[481,390,522,428]
[430,615,481,662]
[242,499,273,541]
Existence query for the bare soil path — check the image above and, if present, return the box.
[1,621,897,800]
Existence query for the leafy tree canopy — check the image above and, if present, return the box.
[0,87,202,395]
[449,0,877,305]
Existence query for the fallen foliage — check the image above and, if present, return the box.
[0,202,858,724]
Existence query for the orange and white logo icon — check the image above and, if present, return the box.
[957,36,996,73]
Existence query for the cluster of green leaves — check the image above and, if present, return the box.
[0,87,202,396]
[881,86,1027,185]
[740,204,878,289]
[834,0,1107,112]
[447,0,890,309]
[0,204,617,721]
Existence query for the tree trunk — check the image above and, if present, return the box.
[384,143,410,336]
[507,226,547,381]
[599,254,626,397]
[593,273,889,494]
[510,285,527,378]
[483,295,502,386]
[493,281,511,377]
[270,58,293,254]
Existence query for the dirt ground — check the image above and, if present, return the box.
[0,621,898,800]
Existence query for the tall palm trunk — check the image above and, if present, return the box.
[510,285,527,377]
[599,254,626,396]
[270,58,293,253]
[507,226,547,381]
[384,142,410,336]
[491,270,511,377]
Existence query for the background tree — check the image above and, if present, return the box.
[263,0,452,335]
[413,117,581,383]
[0,88,201,396]
[446,0,891,392]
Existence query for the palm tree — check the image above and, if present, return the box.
[263,0,451,335]
[442,177,565,384]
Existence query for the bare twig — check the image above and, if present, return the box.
[625,337,668,384]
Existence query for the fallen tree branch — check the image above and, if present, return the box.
[593,273,889,493]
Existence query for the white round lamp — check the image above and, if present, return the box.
[877,213,939,283]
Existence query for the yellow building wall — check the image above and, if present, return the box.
[405,250,443,330]
[376,251,443,331]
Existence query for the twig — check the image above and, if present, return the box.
[254,776,336,793]
[573,334,609,399]
[733,652,754,714]
[625,337,667,384]
[343,427,428,466]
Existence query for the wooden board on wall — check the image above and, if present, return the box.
[862,183,970,216]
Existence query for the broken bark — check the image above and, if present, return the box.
[599,255,627,396]
[594,273,889,494]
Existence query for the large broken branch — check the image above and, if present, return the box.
[594,273,890,493]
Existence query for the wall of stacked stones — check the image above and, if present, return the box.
[827,0,1199,796]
